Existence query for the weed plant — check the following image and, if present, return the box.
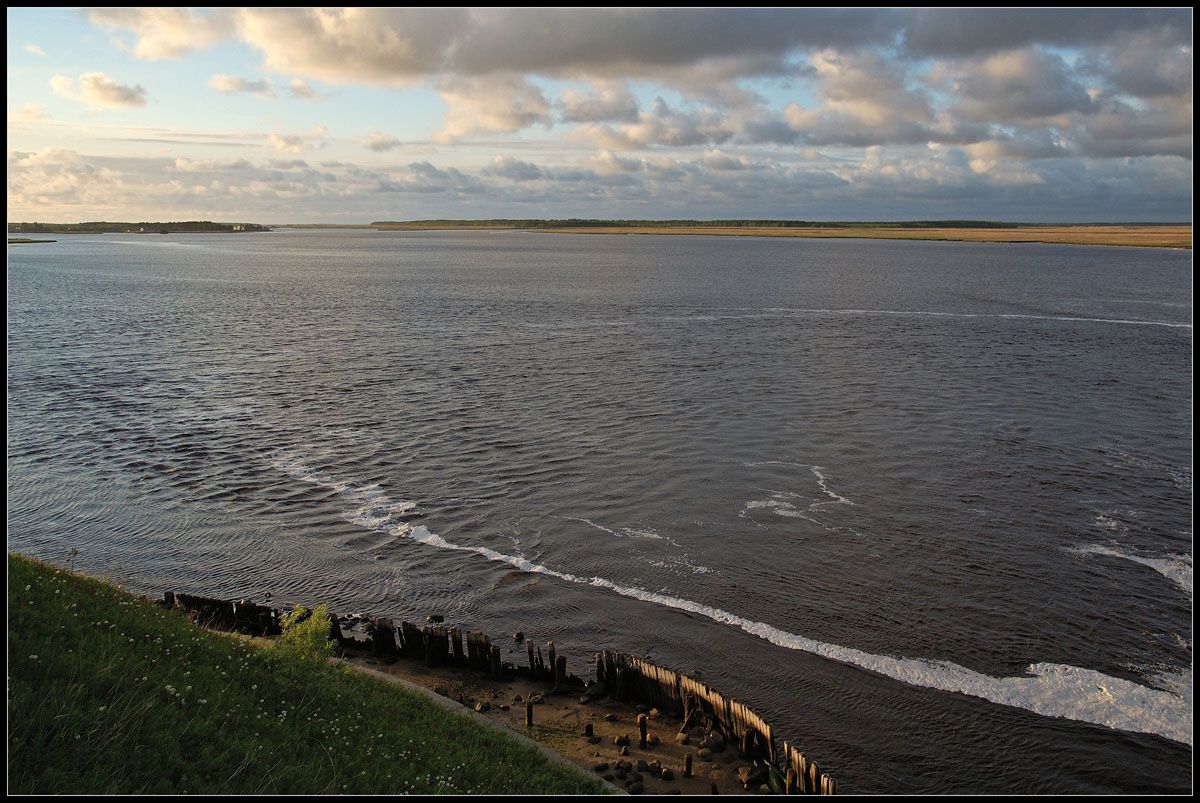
[8,554,609,795]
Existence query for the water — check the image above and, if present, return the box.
[7,230,1192,793]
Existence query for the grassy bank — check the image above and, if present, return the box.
[7,554,609,795]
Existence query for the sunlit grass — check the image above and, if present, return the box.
[8,553,610,795]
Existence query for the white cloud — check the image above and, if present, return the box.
[10,104,47,125]
[268,126,329,154]
[208,74,275,98]
[51,73,148,108]
[359,132,402,152]
[700,149,754,171]
[949,48,1096,123]
[573,98,734,150]
[288,78,322,99]
[24,43,45,56]
[87,8,234,60]
[433,75,553,143]
[485,155,543,181]
[559,82,640,123]
[236,7,468,86]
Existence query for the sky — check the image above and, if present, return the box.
[5,7,1193,224]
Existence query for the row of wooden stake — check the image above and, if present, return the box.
[162,593,834,794]
[597,649,835,794]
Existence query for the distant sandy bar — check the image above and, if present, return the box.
[357,223,1189,249]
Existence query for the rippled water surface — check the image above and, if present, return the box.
[8,230,1192,792]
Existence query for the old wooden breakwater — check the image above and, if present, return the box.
[161,591,836,794]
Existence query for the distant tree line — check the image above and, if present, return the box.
[7,221,270,233]
[371,219,1024,229]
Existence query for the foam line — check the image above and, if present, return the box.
[1076,544,1193,596]
[272,453,1192,746]
[745,307,1193,330]
[564,516,667,540]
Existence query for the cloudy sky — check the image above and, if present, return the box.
[6,8,1193,223]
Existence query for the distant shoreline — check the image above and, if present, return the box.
[292,222,1193,249]
[10,222,1191,249]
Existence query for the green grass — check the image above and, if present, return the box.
[8,554,610,795]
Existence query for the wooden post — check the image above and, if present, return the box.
[684,754,693,778]
[528,640,536,673]
[786,767,797,795]
[547,642,556,681]
[808,760,820,796]
[371,618,397,658]
[525,701,534,727]
[553,655,567,694]
[449,627,464,664]
[489,644,502,678]
[821,774,836,795]
[424,624,439,662]
[401,621,424,659]
[638,714,648,749]
[741,725,758,760]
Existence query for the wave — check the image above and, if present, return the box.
[1075,544,1193,597]
[740,307,1193,330]
[270,451,1192,746]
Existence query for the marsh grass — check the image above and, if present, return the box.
[8,554,609,795]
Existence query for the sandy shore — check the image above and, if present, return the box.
[341,650,764,796]
[361,222,1191,249]
[528,225,1192,249]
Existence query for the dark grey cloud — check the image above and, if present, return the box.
[950,48,1097,123]
[483,156,543,181]
[559,83,640,124]
[900,8,1192,58]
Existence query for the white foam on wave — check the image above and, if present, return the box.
[741,464,855,529]
[273,453,1192,746]
[1075,544,1193,597]
[566,517,667,540]
[270,451,419,538]
[744,306,1193,330]
[564,517,713,573]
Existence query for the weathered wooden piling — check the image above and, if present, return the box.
[161,590,837,794]
[400,621,424,659]
[422,625,448,667]
[371,618,397,658]
[489,644,502,678]
[552,655,568,694]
